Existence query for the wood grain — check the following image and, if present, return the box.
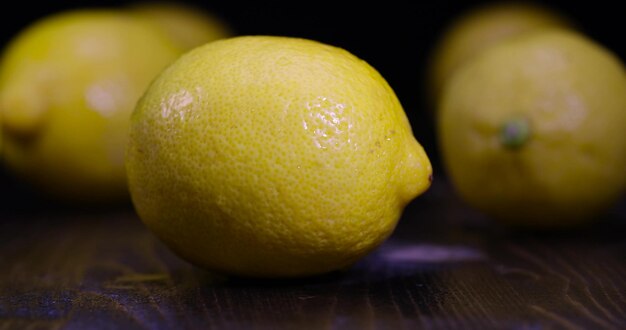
[0,181,625,329]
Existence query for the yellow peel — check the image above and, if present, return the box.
[438,30,626,226]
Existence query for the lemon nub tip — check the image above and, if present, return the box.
[500,117,530,150]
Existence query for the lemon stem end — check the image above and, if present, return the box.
[500,118,530,149]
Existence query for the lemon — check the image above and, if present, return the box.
[130,2,232,51]
[428,2,571,105]
[0,10,180,202]
[438,30,626,227]
[126,36,432,277]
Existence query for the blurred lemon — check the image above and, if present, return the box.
[438,30,626,227]
[428,2,571,105]
[0,10,180,202]
[127,36,432,277]
[130,2,232,51]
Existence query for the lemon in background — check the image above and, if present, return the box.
[126,36,432,277]
[438,30,626,227]
[428,2,572,106]
[0,10,181,202]
[130,2,232,51]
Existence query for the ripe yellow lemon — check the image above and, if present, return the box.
[438,30,626,227]
[0,10,181,202]
[126,36,432,277]
[428,2,571,105]
[130,2,232,51]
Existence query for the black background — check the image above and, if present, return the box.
[1,0,625,210]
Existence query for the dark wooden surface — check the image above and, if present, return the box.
[1,181,625,330]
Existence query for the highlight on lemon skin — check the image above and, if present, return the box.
[126,35,432,278]
[0,9,181,202]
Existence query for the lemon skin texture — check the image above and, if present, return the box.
[0,10,181,202]
[438,30,626,227]
[127,36,432,278]
[428,2,571,105]
[130,2,232,51]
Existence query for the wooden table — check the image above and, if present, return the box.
[1,181,625,329]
